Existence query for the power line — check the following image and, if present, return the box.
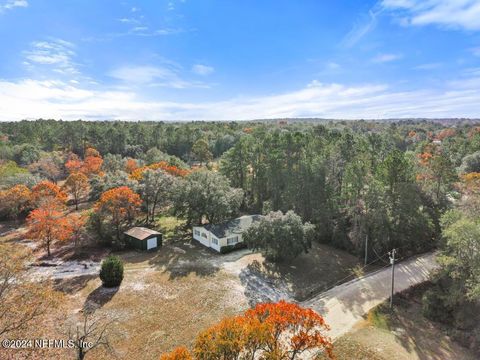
[305,248,394,299]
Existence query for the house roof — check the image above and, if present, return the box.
[202,215,263,238]
[124,227,161,240]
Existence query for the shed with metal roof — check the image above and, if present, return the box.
[124,227,162,251]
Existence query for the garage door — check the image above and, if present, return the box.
[147,237,157,250]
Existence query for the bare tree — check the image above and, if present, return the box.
[0,244,58,336]
[67,311,115,360]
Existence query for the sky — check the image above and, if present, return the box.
[0,0,480,121]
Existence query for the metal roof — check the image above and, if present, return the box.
[203,215,263,238]
[124,227,161,240]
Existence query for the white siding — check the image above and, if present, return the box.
[210,236,221,252]
[192,227,245,253]
[193,226,210,248]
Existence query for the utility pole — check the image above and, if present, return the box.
[389,248,396,310]
[364,234,368,266]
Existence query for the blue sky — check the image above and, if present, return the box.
[0,0,479,120]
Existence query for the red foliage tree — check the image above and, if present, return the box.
[65,153,83,174]
[160,347,193,360]
[165,301,334,359]
[65,148,103,177]
[31,180,68,207]
[95,186,141,243]
[82,155,103,177]
[130,161,189,180]
[66,212,87,248]
[63,172,90,210]
[26,204,73,256]
[125,158,139,174]
[0,184,32,219]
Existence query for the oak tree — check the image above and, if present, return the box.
[94,186,141,245]
[64,172,90,210]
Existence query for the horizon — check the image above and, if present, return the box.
[1,1,480,121]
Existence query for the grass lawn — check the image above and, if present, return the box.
[319,283,479,360]
[155,215,188,243]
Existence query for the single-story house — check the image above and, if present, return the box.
[193,215,263,253]
[124,227,162,251]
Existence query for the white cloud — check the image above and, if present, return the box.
[24,39,79,75]
[0,0,28,12]
[471,47,480,56]
[382,0,480,31]
[326,62,341,70]
[118,17,139,24]
[109,65,209,89]
[372,53,403,63]
[341,8,382,47]
[192,64,214,76]
[1,75,480,121]
[131,26,148,32]
[414,62,442,70]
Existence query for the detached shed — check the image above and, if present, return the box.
[124,227,162,251]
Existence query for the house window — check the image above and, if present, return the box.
[212,237,218,245]
[201,232,208,239]
[194,230,200,236]
[227,236,239,245]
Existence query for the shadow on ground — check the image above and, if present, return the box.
[242,243,365,302]
[83,285,119,312]
[118,239,221,280]
[54,274,96,294]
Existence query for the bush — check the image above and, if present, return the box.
[243,210,314,262]
[219,242,246,254]
[421,288,449,322]
[99,255,124,287]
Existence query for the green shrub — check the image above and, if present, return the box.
[219,242,246,254]
[99,255,124,287]
[367,304,391,330]
[422,287,450,322]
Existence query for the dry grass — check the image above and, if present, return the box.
[46,242,250,359]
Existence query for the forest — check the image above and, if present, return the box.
[1,118,480,358]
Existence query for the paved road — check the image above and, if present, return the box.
[303,252,439,340]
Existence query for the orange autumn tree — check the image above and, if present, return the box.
[125,158,139,174]
[94,186,141,245]
[461,172,480,194]
[416,144,456,202]
[435,128,456,141]
[65,147,103,177]
[26,203,73,256]
[83,147,103,176]
[0,184,32,220]
[163,301,334,360]
[63,172,90,210]
[130,161,189,181]
[31,180,68,207]
[66,212,88,248]
[65,153,83,174]
[160,347,193,360]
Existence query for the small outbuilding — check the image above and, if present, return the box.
[124,227,162,251]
